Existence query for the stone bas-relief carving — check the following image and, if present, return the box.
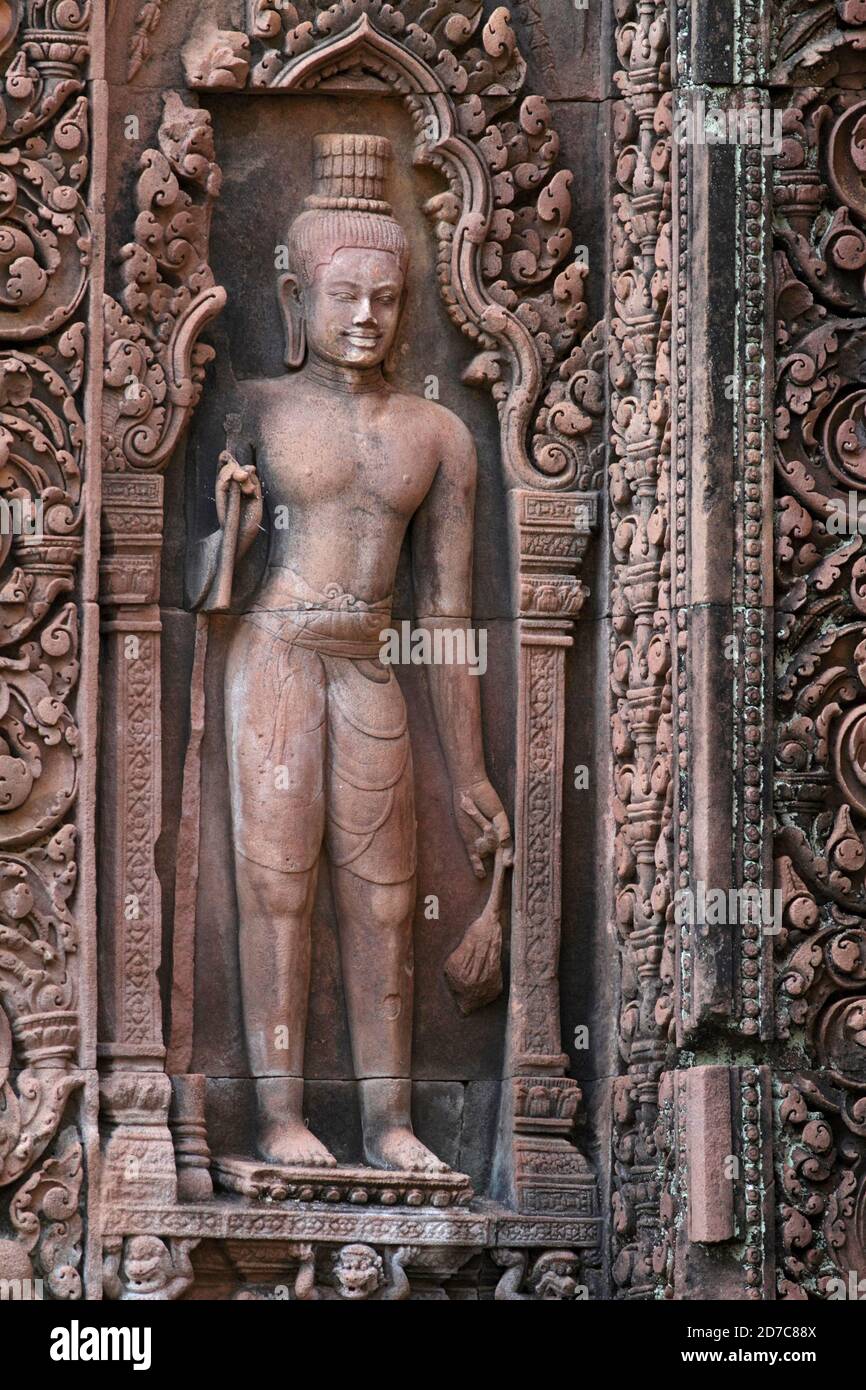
[0,0,90,1310]
[292,1241,415,1300]
[83,0,606,1304]
[103,1236,198,1301]
[189,133,511,1184]
[198,1238,574,1300]
[14,0,845,1306]
[492,1247,581,1299]
[771,50,866,1302]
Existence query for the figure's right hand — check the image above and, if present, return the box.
[216,451,263,554]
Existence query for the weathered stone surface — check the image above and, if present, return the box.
[1,0,851,1310]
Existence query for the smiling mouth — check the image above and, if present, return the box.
[343,331,381,346]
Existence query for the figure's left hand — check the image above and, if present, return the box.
[453,777,512,879]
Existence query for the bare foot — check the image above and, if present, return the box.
[260,1120,337,1168]
[365,1126,449,1174]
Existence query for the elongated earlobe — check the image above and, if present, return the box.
[278,272,306,369]
[384,286,408,375]
[286,317,306,370]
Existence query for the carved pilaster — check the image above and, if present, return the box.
[97,494,176,1201]
[503,490,599,1230]
[98,477,165,1067]
[169,1074,213,1203]
[638,0,779,1302]
[97,88,224,1202]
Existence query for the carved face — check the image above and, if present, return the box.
[531,1253,579,1300]
[332,1244,383,1299]
[124,1236,169,1291]
[304,247,404,370]
[535,1268,578,1300]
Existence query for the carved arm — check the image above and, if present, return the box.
[412,415,511,875]
[186,437,264,610]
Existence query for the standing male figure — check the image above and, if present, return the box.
[191,134,510,1173]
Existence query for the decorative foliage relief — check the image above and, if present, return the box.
[609,0,673,1298]
[772,9,866,1299]
[102,90,224,475]
[0,0,90,1298]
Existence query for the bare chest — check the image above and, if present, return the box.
[254,404,435,517]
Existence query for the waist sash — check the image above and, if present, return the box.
[247,566,391,659]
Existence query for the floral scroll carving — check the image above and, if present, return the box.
[0,830,79,1184]
[0,2,90,340]
[9,1126,83,1298]
[609,0,673,1299]
[0,0,88,1204]
[102,90,225,475]
[775,1075,866,1298]
[773,29,866,1298]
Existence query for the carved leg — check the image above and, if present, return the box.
[234,855,335,1167]
[357,1078,447,1174]
[330,871,415,1080]
[330,870,446,1173]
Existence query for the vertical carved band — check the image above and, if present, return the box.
[610,0,673,1297]
[771,7,866,1297]
[0,0,93,1299]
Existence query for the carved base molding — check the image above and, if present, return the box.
[100,1199,602,1253]
[212,1158,474,1209]
[103,1227,598,1301]
[98,1193,602,1299]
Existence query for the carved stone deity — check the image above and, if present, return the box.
[189,134,511,1174]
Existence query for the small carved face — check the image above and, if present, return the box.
[333,1244,383,1300]
[530,1251,579,1300]
[305,248,404,370]
[535,1269,577,1300]
[124,1236,168,1290]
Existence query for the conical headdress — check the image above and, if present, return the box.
[288,134,409,282]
